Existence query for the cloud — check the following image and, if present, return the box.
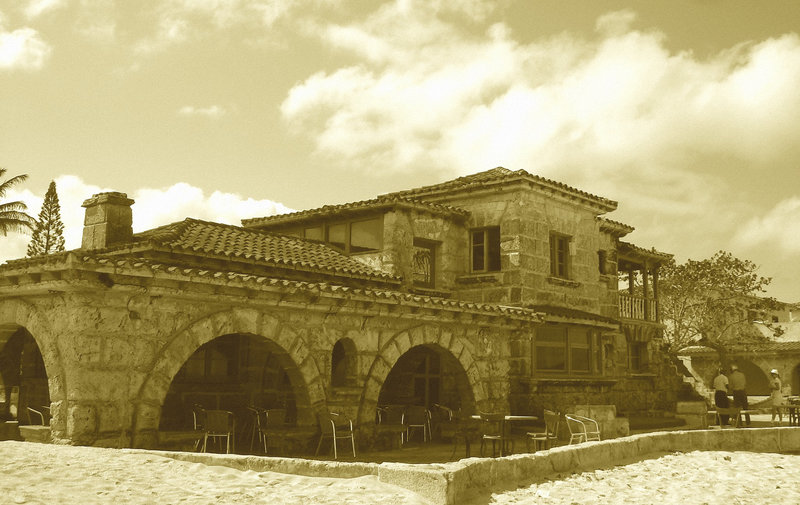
[733,198,800,255]
[281,4,800,191]
[178,105,227,118]
[24,0,68,19]
[0,175,292,264]
[0,12,52,70]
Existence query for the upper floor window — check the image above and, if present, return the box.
[550,233,571,279]
[412,238,436,288]
[291,217,383,254]
[628,341,648,372]
[471,227,501,272]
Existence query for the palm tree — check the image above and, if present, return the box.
[0,168,36,236]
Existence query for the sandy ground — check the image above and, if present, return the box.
[1,442,800,505]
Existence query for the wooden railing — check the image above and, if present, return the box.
[619,293,658,322]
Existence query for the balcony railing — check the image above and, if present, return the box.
[619,293,658,322]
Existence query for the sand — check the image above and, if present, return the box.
[1,442,800,505]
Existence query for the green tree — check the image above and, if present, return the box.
[26,180,66,256]
[659,250,780,364]
[0,168,36,236]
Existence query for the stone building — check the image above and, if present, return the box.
[0,167,678,451]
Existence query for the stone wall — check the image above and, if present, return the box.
[0,270,525,449]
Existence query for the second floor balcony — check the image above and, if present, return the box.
[619,293,659,322]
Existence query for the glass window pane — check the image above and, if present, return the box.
[327,223,346,250]
[487,227,501,271]
[536,347,566,370]
[571,347,590,371]
[472,231,485,271]
[537,327,566,342]
[350,218,382,252]
[304,226,323,241]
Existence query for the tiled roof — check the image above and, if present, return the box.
[597,217,634,236]
[132,218,398,281]
[679,341,800,355]
[381,167,618,211]
[1,253,543,322]
[242,196,469,228]
[618,241,672,262]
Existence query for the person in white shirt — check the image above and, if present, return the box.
[712,369,730,425]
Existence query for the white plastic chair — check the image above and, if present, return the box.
[565,414,600,444]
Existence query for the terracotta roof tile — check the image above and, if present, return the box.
[381,167,618,211]
[133,218,398,281]
[241,196,468,228]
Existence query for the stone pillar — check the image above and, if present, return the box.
[81,192,135,250]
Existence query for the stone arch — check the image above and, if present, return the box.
[0,300,67,436]
[732,358,771,396]
[331,337,358,388]
[358,324,492,427]
[131,308,325,447]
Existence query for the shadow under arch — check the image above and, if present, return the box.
[0,326,50,424]
[331,337,358,388]
[0,300,67,435]
[732,359,771,396]
[131,310,324,449]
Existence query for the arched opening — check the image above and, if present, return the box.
[158,333,310,453]
[331,338,357,388]
[732,359,771,396]
[792,364,800,396]
[0,327,50,425]
[379,345,474,411]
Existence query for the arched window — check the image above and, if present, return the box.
[331,339,357,388]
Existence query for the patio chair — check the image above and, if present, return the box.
[261,408,288,454]
[191,404,206,451]
[479,413,513,457]
[449,410,479,459]
[565,414,600,444]
[527,410,559,452]
[315,411,356,460]
[27,406,46,425]
[247,407,265,452]
[201,409,236,454]
[404,405,431,443]
[376,404,407,448]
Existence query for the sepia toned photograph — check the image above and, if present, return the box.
[1,1,800,503]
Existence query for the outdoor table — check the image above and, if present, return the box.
[471,414,538,456]
[784,405,800,426]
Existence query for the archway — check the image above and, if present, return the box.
[158,333,311,453]
[732,359,771,396]
[0,327,50,425]
[792,364,800,396]
[378,344,474,411]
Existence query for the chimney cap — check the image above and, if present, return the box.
[82,192,135,208]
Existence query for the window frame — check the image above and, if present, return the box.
[549,232,571,279]
[412,237,437,288]
[534,325,595,375]
[292,217,384,254]
[470,226,501,273]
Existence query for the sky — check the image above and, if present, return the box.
[1,0,799,302]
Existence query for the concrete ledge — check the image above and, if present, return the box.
[19,425,51,443]
[130,427,800,505]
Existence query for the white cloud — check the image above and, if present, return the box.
[0,175,292,264]
[24,0,68,19]
[0,13,51,70]
[178,105,227,118]
[733,197,800,255]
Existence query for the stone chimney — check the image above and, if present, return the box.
[81,192,135,250]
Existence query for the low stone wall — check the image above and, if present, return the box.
[131,427,800,505]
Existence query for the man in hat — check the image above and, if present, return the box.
[729,364,750,426]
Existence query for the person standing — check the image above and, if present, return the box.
[729,364,750,426]
[713,368,730,425]
[770,368,784,425]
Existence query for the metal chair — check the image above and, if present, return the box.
[527,410,559,451]
[377,404,407,447]
[315,411,356,459]
[565,414,600,444]
[479,413,513,457]
[247,407,265,452]
[27,406,46,425]
[201,409,236,454]
[404,405,431,443]
[261,408,287,454]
